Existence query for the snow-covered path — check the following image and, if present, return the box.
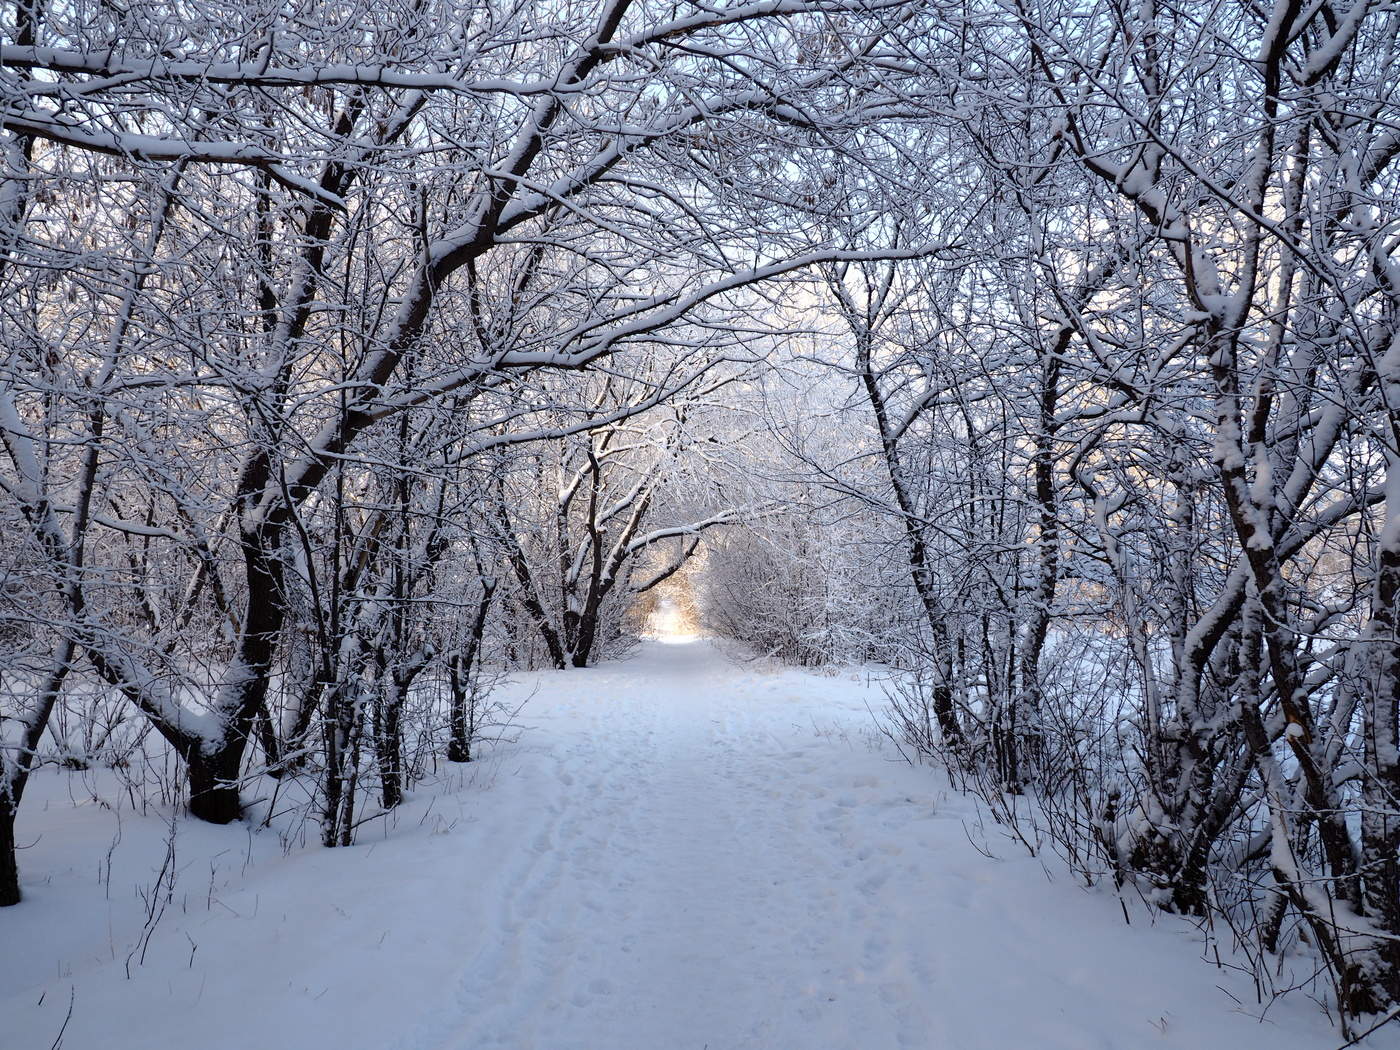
[3,641,1347,1049]
[406,640,951,1050]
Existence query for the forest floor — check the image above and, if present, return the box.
[1,639,1363,1049]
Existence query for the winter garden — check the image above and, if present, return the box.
[2,0,1400,1045]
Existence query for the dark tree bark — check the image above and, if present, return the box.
[448,578,497,763]
[851,325,963,748]
[0,799,19,908]
[186,746,245,825]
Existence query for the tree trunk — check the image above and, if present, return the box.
[377,685,405,810]
[0,798,20,907]
[571,604,599,667]
[153,522,289,825]
[852,331,962,748]
[448,582,495,762]
[255,699,283,775]
[447,678,473,764]
[186,745,244,824]
[1357,483,1400,1009]
[278,675,325,775]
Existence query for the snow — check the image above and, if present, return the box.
[1,641,1354,1049]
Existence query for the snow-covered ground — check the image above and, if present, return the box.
[1,640,1356,1049]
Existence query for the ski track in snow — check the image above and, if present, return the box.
[2,640,1357,1049]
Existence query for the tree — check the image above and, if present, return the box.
[1,0,941,895]
[489,362,752,668]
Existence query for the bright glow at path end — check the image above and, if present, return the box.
[645,598,701,645]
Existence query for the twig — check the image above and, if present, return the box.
[48,986,74,1050]
[1334,1007,1400,1049]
